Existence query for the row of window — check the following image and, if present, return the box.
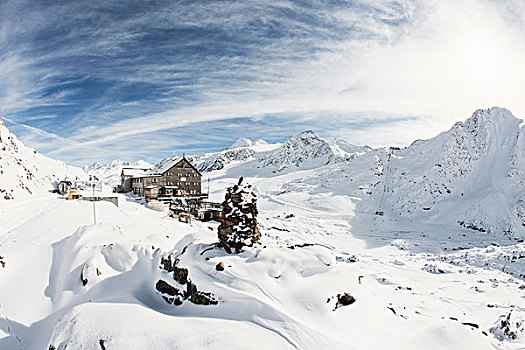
[166,181,199,186]
[166,172,199,177]
[134,187,196,195]
[134,177,199,184]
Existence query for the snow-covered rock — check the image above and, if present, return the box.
[0,117,86,200]
[218,177,260,253]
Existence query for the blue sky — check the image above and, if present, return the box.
[2,0,525,166]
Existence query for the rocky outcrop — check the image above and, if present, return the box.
[490,311,524,341]
[156,254,217,306]
[260,130,336,171]
[218,177,261,253]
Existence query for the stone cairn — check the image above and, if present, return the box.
[218,177,261,253]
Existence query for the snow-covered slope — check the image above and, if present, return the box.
[83,159,152,188]
[389,107,525,237]
[207,108,525,239]
[0,117,86,200]
[1,108,525,349]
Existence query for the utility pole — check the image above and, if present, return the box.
[92,183,97,225]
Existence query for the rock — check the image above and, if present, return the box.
[155,279,184,305]
[216,262,225,271]
[218,177,261,253]
[157,254,218,306]
[490,311,524,341]
[185,281,218,305]
[81,264,89,286]
[155,279,181,297]
[337,293,356,307]
[329,292,357,311]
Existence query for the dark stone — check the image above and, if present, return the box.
[462,322,479,329]
[155,279,182,297]
[173,266,188,285]
[185,281,218,305]
[337,293,356,306]
[216,262,225,271]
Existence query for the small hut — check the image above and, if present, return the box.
[144,186,159,201]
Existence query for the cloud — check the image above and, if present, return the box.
[1,0,525,165]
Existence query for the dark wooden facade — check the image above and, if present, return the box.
[131,158,202,198]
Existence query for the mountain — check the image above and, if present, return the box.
[188,137,280,173]
[197,108,525,239]
[0,117,86,200]
[388,107,525,235]
[83,159,152,188]
[1,108,524,349]
[329,139,372,159]
[189,132,372,174]
[259,130,337,171]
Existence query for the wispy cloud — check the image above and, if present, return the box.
[1,0,525,165]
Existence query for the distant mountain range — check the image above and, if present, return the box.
[3,107,525,239]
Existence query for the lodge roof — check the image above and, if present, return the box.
[133,157,201,178]
[121,167,149,176]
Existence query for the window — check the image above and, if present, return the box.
[152,178,158,183]
[167,172,172,176]
[167,181,173,186]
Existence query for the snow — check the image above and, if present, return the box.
[228,137,254,149]
[1,108,525,349]
[0,118,86,201]
[83,159,152,188]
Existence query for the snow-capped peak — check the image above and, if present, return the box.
[229,138,254,149]
[329,139,371,158]
[260,130,336,171]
